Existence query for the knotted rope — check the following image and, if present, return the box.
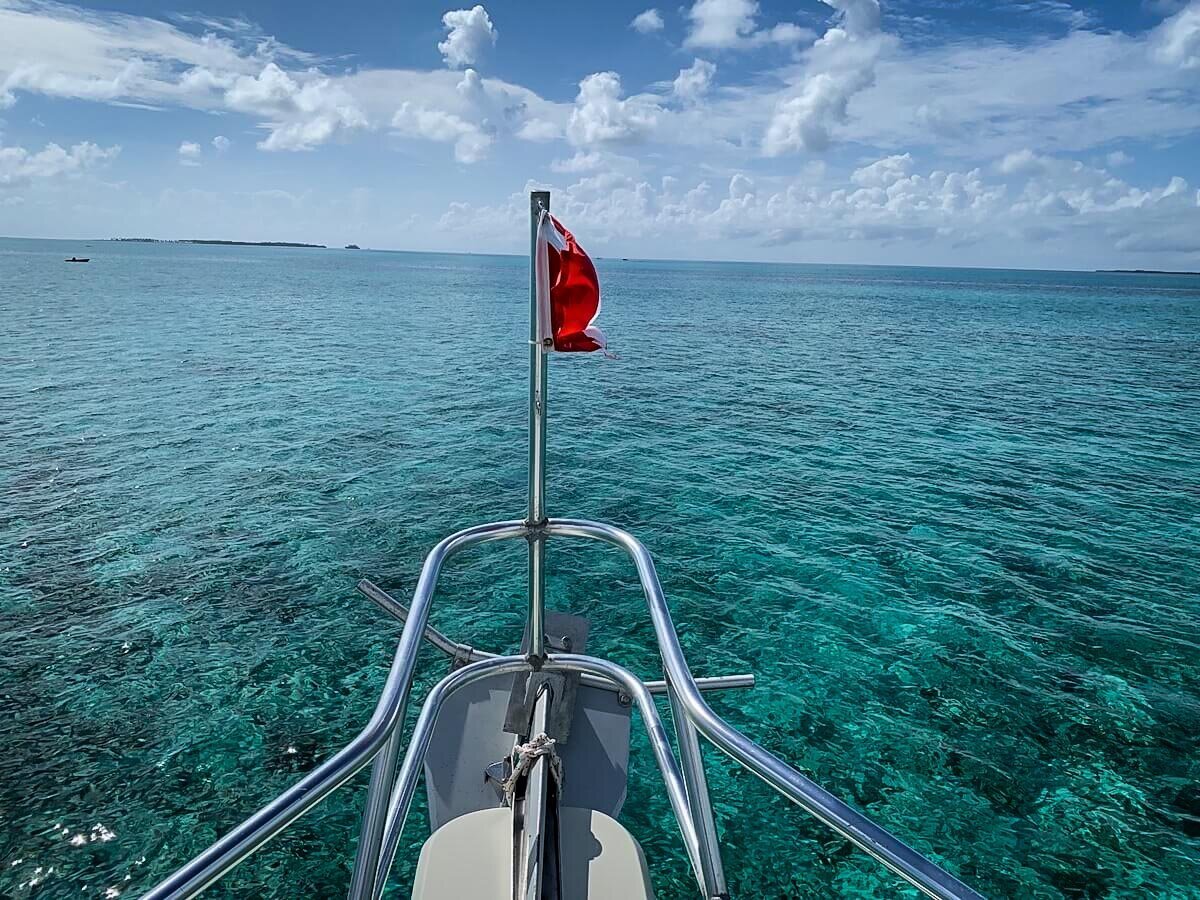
[501,733,564,800]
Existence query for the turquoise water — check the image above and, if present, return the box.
[2,236,1199,899]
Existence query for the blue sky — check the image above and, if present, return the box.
[1,0,1199,268]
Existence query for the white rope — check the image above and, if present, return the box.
[501,733,563,801]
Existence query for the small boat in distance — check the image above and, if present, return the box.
[64,257,89,263]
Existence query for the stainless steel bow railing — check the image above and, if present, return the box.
[365,652,710,900]
[143,517,984,900]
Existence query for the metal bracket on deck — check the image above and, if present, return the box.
[505,611,589,742]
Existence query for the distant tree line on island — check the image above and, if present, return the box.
[1097,269,1200,276]
[107,238,360,249]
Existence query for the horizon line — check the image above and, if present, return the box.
[0,233,1188,276]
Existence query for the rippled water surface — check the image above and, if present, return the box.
[3,237,1200,898]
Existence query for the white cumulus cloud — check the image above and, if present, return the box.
[224,63,367,151]
[631,9,665,33]
[551,151,605,173]
[763,0,886,155]
[438,6,497,69]
[212,135,231,152]
[673,59,716,103]
[728,172,754,199]
[456,67,483,98]
[436,150,1200,267]
[516,118,561,141]
[392,102,491,163]
[0,139,120,186]
[684,0,810,49]
[567,72,661,145]
[178,140,202,165]
[851,152,913,186]
[998,148,1046,175]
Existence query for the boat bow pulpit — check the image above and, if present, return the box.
[143,191,985,900]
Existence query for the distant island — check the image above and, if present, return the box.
[110,237,326,249]
[345,244,361,250]
[186,239,326,248]
[1097,269,1200,276]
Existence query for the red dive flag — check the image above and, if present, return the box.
[535,212,607,353]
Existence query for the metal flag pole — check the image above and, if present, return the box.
[527,190,551,661]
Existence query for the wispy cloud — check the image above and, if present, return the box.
[1152,0,1200,68]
